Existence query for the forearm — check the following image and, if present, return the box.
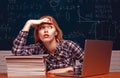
[22,18,51,31]
[47,66,73,74]
[12,31,28,55]
[22,20,32,31]
[13,20,32,54]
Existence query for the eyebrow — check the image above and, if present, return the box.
[38,24,54,29]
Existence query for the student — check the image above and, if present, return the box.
[12,15,84,74]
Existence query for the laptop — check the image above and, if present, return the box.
[55,39,113,77]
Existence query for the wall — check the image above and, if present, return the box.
[0,0,120,50]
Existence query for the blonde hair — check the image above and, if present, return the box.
[34,15,63,43]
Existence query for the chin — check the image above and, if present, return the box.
[42,39,51,42]
[41,38,55,43]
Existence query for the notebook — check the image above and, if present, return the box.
[55,39,113,77]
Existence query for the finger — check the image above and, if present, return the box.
[41,18,51,23]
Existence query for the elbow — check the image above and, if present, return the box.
[11,47,17,56]
[11,46,22,56]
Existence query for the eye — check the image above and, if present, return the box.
[39,26,44,30]
[38,25,53,30]
[48,26,53,29]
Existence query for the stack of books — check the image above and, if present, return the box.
[5,55,48,77]
[0,50,12,73]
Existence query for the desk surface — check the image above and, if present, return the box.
[0,72,120,78]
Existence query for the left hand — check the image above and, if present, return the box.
[47,66,73,74]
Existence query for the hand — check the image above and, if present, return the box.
[47,66,73,74]
[29,18,51,28]
[22,18,51,31]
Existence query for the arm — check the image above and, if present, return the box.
[12,31,33,56]
[70,41,84,67]
[47,66,73,74]
[46,40,84,74]
[22,18,51,31]
[12,18,50,55]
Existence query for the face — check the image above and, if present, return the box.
[38,23,57,43]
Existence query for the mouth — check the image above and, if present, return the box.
[43,34,49,38]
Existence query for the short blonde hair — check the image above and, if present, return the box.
[34,15,63,43]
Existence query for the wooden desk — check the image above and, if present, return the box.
[0,72,120,78]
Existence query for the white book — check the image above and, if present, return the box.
[7,68,46,71]
[7,71,45,76]
[6,62,45,66]
[6,59,44,63]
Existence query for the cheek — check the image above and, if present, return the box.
[38,31,43,38]
[49,30,57,36]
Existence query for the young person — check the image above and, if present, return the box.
[12,15,84,74]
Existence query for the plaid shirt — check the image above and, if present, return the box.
[12,31,84,71]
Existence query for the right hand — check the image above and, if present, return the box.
[22,18,51,31]
[28,18,51,27]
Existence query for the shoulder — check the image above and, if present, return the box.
[60,40,80,47]
[59,40,83,53]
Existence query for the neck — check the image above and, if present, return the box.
[43,38,58,54]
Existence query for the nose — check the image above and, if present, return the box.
[44,28,48,33]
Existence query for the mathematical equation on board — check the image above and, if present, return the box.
[0,0,120,49]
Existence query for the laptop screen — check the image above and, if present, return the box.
[81,40,113,77]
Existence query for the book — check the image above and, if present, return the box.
[5,55,48,77]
